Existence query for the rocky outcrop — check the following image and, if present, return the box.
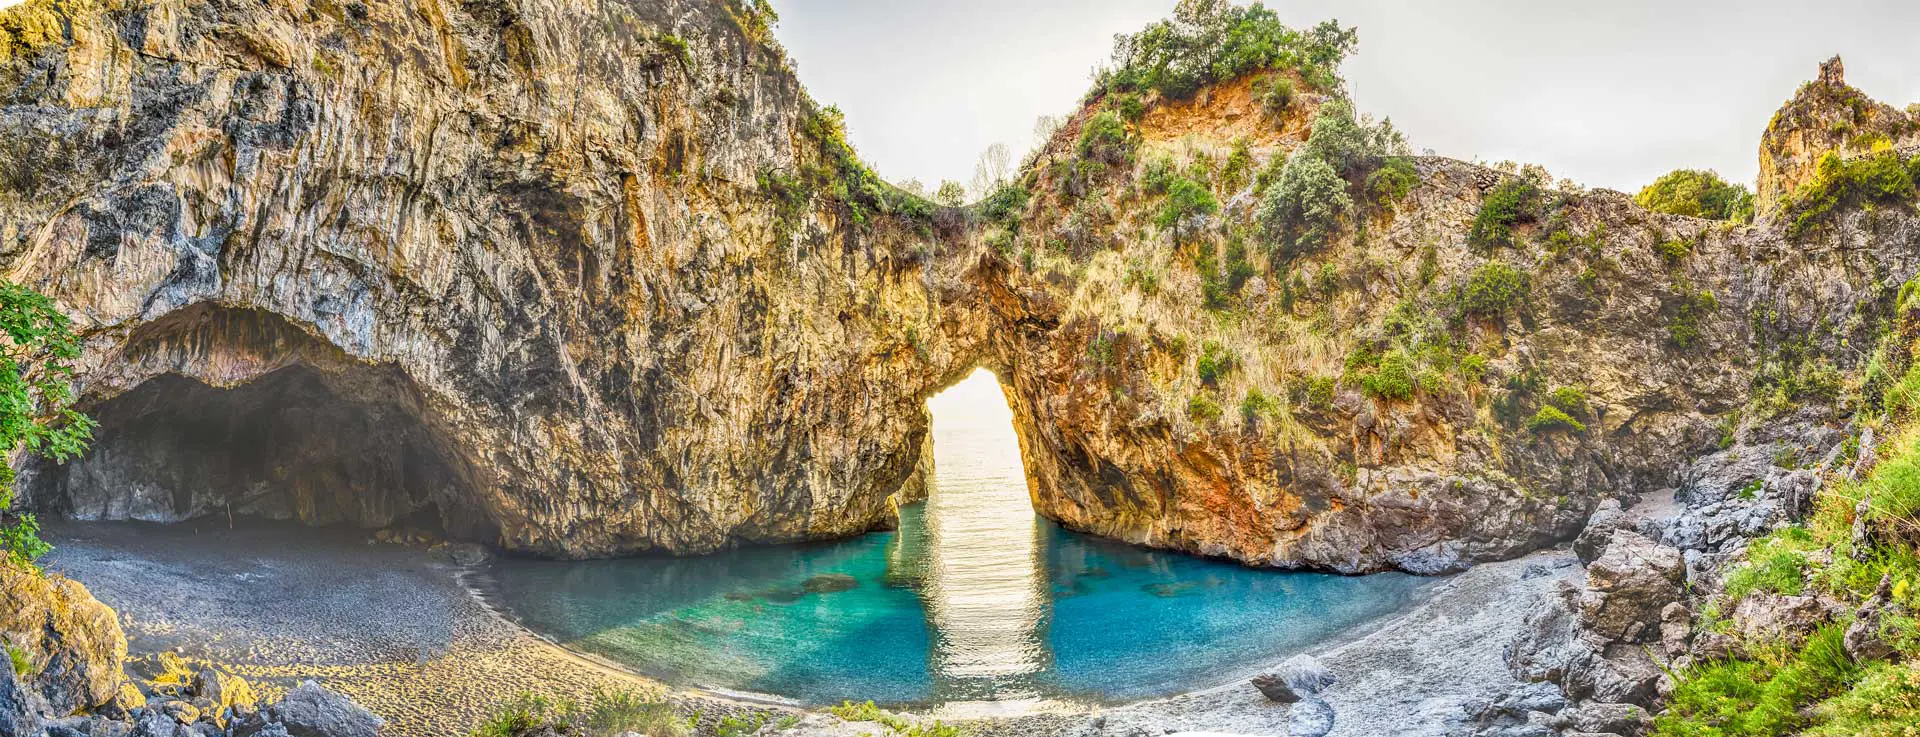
[4,0,1918,578]
[1,0,984,557]
[0,564,129,718]
[1756,56,1920,213]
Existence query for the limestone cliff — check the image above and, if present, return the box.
[4,0,1919,576]
[0,0,980,557]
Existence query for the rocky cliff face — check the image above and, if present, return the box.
[0,0,983,557]
[4,0,1918,577]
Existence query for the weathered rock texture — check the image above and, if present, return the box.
[1756,56,1920,213]
[1,0,980,557]
[0,564,129,717]
[4,0,1919,576]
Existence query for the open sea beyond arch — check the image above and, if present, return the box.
[476,370,1431,708]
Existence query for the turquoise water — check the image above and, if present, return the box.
[477,371,1430,707]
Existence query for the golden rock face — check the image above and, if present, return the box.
[0,564,130,714]
[3,0,1915,576]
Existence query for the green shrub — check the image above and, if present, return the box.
[1156,177,1219,240]
[657,34,691,65]
[1657,237,1694,264]
[934,180,967,207]
[1668,286,1719,348]
[1078,110,1131,165]
[979,184,1030,229]
[474,690,687,737]
[0,282,95,570]
[6,645,28,677]
[1188,394,1224,422]
[1360,349,1415,401]
[1301,375,1337,409]
[474,694,572,737]
[1468,178,1545,251]
[1654,625,1861,737]
[1258,150,1350,257]
[1636,169,1754,221]
[1460,261,1528,317]
[1364,157,1418,206]
[1258,74,1294,115]
[1196,341,1235,385]
[1546,386,1589,417]
[1525,405,1586,433]
[1239,388,1280,424]
[1111,92,1146,123]
[1097,3,1355,101]
[830,701,886,722]
[1783,151,1920,236]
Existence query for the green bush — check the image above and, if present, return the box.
[1196,341,1236,385]
[1865,434,1920,527]
[1546,386,1590,418]
[1078,110,1132,165]
[1239,388,1280,424]
[1657,237,1694,264]
[1301,375,1337,409]
[1460,261,1528,317]
[1258,150,1351,257]
[1805,661,1920,736]
[6,645,28,677]
[0,282,94,570]
[1468,179,1545,251]
[933,180,967,207]
[1636,169,1755,221]
[1783,151,1920,236]
[1525,405,1586,433]
[1156,177,1219,240]
[1668,286,1719,349]
[1111,92,1147,123]
[1097,2,1355,101]
[830,701,886,722]
[979,184,1030,229]
[1360,349,1415,401]
[1364,157,1418,206]
[1257,74,1294,115]
[1188,394,1224,422]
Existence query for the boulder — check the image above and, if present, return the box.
[1576,531,1685,643]
[265,682,381,737]
[191,669,258,723]
[1563,702,1649,737]
[1731,593,1825,646]
[1251,654,1336,703]
[1286,697,1334,737]
[1494,681,1567,715]
[1,669,34,737]
[0,566,129,716]
[1658,602,1692,659]
[1574,501,1626,563]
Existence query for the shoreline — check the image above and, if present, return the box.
[41,520,1571,736]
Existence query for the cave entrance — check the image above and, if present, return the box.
[915,367,1052,700]
[23,308,483,539]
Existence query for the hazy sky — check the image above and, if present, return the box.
[776,0,1920,194]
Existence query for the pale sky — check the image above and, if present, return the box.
[776,0,1920,194]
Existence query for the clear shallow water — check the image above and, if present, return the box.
[477,371,1431,707]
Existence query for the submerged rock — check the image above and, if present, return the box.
[801,574,859,595]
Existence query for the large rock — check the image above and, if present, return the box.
[1286,698,1335,737]
[0,565,129,717]
[1731,593,1826,647]
[1576,531,1685,644]
[262,682,382,737]
[1251,654,1336,703]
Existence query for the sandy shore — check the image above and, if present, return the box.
[41,521,766,736]
[43,520,1573,737]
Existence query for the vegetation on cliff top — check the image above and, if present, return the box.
[0,281,94,570]
[1636,169,1756,222]
[1095,0,1355,100]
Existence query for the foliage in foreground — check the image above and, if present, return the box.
[472,690,689,737]
[0,281,95,570]
[828,701,964,737]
